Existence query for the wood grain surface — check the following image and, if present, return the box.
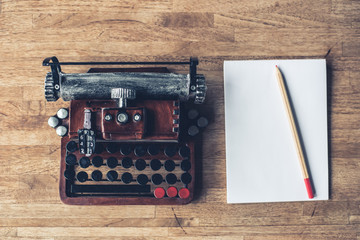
[0,0,359,239]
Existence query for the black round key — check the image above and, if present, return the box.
[95,143,104,154]
[106,157,118,168]
[120,144,132,155]
[181,172,192,184]
[135,159,146,171]
[197,116,209,128]
[107,170,118,182]
[151,174,163,185]
[106,143,119,154]
[64,169,75,180]
[134,145,146,157]
[164,160,175,172]
[121,157,132,168]
[164,145,177,157]
[65,154,77,166]
[76,171,88,182]
[92,156,103,167]
[121,172,133,184]
[137,174,148,185]
[79,157,90,168]
[179,146,191,158]
[66,141,77,153]
[187,109,199,120]
[91,170,102,181]
[188,125,199,136]
[181,160,191,171]
[166,173,177,184]
[150,159,162,171]
[147,145,160,155]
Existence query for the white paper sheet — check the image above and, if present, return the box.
[224,59,328,203]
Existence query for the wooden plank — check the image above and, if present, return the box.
[156,202,303,219]
[0,204,155,219]
[17,227,168,237]
[2,0,173,13]
[0,217,199,227]
[331,158,360,201]
[0,228,17,237]
[0,130,58,145]
[168,225,358,238]
[32,13,214,28]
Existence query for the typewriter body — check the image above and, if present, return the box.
[44,57,207,205]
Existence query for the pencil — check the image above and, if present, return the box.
[275,65,314,199]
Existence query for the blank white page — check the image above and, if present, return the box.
[224,59,328,203]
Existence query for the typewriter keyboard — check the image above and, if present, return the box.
[62,140,194,203]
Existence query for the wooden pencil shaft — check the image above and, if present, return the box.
[275,67,309,179]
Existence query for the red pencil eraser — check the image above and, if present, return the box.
[304,178,314,199]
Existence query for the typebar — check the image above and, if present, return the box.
[71,184,151,194]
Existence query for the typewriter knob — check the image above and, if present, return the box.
[111,88,136,108]
[44,73,59,101]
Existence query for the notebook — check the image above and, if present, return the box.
[224,59,328,203]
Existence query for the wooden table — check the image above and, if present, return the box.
[0,0,359,239]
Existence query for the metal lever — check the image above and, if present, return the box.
[78,109,96,156]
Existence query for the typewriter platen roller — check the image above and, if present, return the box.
[44,57,207,205]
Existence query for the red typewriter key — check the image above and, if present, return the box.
[166,187,178,198]
[154,187,165,199]
[179,188,190,199]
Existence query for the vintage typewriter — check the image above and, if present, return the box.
[44,56,207,205]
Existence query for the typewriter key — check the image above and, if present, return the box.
[120,144,132,155]
[57,108,68,119]
[106,143,119,154]
[79,157,90,168]
[134,145,146,157]
[137,174,149,185]
[147,145,160,155]
[91,170,102,181]
[65,154,77,166]
[164,160,175,172]
[95,143,104,154]
[154,187,165,199]
[197,116,209,128]
[179,188,190,199]
[181,173,192,184]
[166,186,178,198]
[164,145,177,157]
[188,125,199,136]
[106,157,118,168]
[64,169,75,180]
[180,160,191,171]
[48,116,59,128]
[179,146,190,158]
[106,170,118,182]
[135,159,146,171]
[150,159,161,171]
[121,172,133,184]
[187,109,199,120]
[92,156,103,167]
[66,141,77,153]
[121,157,132,169]
[76,171,88,182]
[151,174,163,185]
[165,173,177,185]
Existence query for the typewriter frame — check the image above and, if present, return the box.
[44,57,204,205]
